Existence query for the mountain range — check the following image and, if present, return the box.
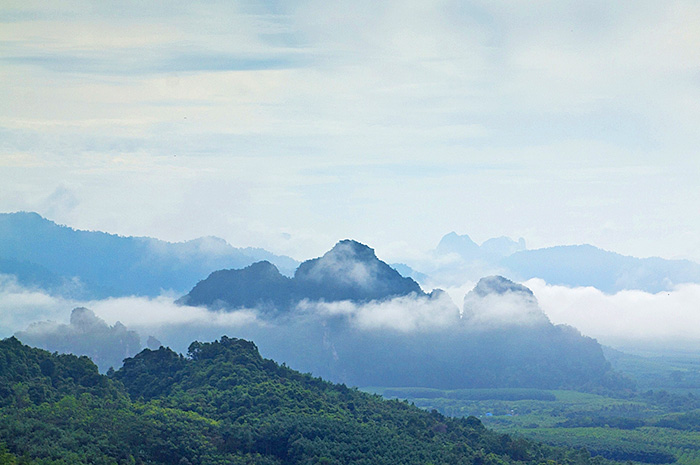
[428,231,700,293]
[0,211,298,298]
[3,212,698,297]
[179,239,426,312]
[173,240,630,392]
[11,233,632,391]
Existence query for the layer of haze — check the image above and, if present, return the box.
[3,274,700,354]
[2,1,700,263]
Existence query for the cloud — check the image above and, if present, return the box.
[462,290,549,329]
[0,274,75,338]
[4,0,700,263]
[15,307,142,371]
[87,294,260,330]
[0,276,260,340]
[4,267,700,362]
[296,291,460,333]
[41,185,79,219]
[527,279,700,351]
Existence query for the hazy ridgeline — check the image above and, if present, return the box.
[13,240,628,395]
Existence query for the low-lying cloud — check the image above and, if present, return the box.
[527,279,700,351]
[296,291,459,333]
[88,295,260,330]
[4,273,700,358]
[0,274,75,338]
[462,291,550,329]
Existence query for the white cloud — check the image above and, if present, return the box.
[297,291,460,333]
[0,276,261,340]
[0,275,75,338]
[463,290,549,328]
[527,279,700,351]
[87,295,261,330]
[4,269,700,356]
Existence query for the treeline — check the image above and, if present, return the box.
[0,336,615,465]
[383,387,557,401]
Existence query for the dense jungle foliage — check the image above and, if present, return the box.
[0,336,615,465]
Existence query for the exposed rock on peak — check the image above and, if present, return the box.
[328,239,378,261]
[294,240,424,302]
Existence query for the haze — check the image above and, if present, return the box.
[2,1,700,263]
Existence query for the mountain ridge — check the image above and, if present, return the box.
[0,335,605,465]
[0,211,298,298]
[180,239,426,311]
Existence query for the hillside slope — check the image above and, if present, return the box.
[0,336,605,465]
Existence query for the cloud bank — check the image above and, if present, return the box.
[527,279,700,351]
[296,291,459,333]
[4,272,700,357]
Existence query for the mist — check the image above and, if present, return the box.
[6,273,700,354]
[527,279,700,352]
[0,274,75,338]
[0,275,637,389]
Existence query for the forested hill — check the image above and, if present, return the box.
[0,337,608,465]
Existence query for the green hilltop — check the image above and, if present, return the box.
[0,336,609,465]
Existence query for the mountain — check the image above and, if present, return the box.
[502,244,700,293]
[180,239,425,310]
[0,336,602,465]
[436,232,526,262]
[15,307,146,372]
[428,232,700,293]
[390,262,428,283]
[178,256,629,391]
[180,260,296,312]
[294,239,424,301]
[416,232,527,285]
[0,211,298,298]
[462,275,550,327]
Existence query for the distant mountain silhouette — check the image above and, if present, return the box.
[15,307,143,372]
[389,262,428,283]
[420,232,526,285]
[180,240,425,311]
[0,211,298,298]
[428,232,700,293]
[502,245,700,293]
[436,232,526,261]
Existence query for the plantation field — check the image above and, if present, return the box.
[368,385,700,464]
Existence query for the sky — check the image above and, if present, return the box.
[2,0,700,264]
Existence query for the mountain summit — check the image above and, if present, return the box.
[180,239,426,311]
[293,240,424,302]
[463,275,550,327]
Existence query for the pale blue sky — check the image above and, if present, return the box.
[2,0,700,262]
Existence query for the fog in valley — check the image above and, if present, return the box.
[4,267,700,374]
